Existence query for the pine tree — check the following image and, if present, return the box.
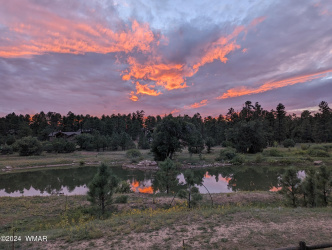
[279,168,301,207]
[316,166,331,206]
[87,164,119,214]
[153,158,179,194]
[302,168,317,207]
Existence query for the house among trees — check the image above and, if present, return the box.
[48,131,82,141]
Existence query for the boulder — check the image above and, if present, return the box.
[138,160,157,166]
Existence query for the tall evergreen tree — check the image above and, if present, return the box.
[279,168,301,207]
[275,103,286,143]
[87,164,119,214]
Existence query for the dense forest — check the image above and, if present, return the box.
[0,101,331,160]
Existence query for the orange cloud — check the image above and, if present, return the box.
[123,17,265,97]
[170,108,180,114]
[249,16,266,28]
[218,69,332,99]
[187,99,208,109]
[190,17,265,73]
[135,82,162,96]
[192,26,245,70]
[122,57,191,90]
[129,91,139,101]
[0,15,156,58]
[193,42,241,70]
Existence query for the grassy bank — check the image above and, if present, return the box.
[0,192,331,249]
[1,143,331,174]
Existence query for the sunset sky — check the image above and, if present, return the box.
[1,0,332,117]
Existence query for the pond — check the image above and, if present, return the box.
[0,166,287,197]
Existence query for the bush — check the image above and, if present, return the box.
[52,139,76,153]
[308,149,330,157]
[64,141,76,153]
[265,148,283,157]
[216,147,237,161]
[1,144,13,155]
[43,142,53,153]
[125,149,142,161]
[114,195,128,204]
[116,181,132,193]
[283,139,296,148]
[5,135,16,146]
[15,136,42,156]
[301,144,310,150]
[254,153,264,163]
[311,145,325,151]
[85,143,95,151]
[52,139,65,153]
[221,141,234,147]
[231,155,245,165]
[322,144,332,151]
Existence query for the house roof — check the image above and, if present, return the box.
[48,131,81,137]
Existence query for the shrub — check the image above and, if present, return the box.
[254,153,264,163]
[116,181,132,193]
[301,144,310,150]
[216,147,237,161]
[1,144,13,155]
[279,159,294,165]
[52,139,76,153]
[266,148,283,157]
[5,135,16,146]
[64,141,76,153]
[15,136,42,156]
[231,155,245,165]
[322,144,332,151]
[283,139,296,148]
[295,150,307,155]
[43,142,53,153]
[114,195,128,204]
[311,145,325,151]
[52,139,65,153]
[308,149,330,157]
[125,149,142,162]
[85,143,95,151]
[221,141,234,147]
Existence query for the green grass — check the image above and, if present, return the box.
[1,143,332,174]
[0,192,331,249]
[0,149,154,172]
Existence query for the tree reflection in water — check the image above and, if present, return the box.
[0,166,285,196]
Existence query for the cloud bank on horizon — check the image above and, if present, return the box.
[0,0,332,117]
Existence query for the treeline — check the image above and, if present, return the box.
[0,101,331,159]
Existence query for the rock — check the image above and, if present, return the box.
[314,161,323,165]
[5,166,12,169]
[137,160,157,166]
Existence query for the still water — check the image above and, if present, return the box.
[0,166,286,197]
